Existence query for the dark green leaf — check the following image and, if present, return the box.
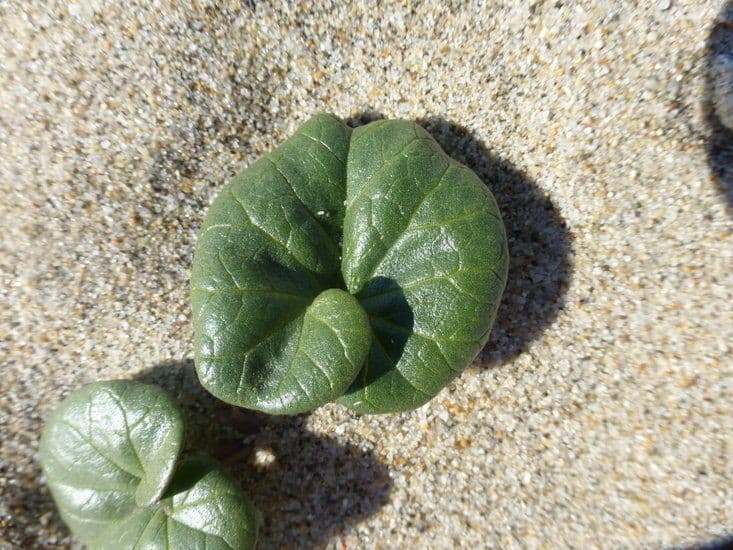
[192,114,508,414]
[339,120,507,413]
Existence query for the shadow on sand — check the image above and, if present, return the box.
[704,0,733,215]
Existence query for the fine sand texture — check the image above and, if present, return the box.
[1,1,731,548]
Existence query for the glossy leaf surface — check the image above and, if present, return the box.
[39,381,257,549]
[192,114,508,414]
[112,460,257,550]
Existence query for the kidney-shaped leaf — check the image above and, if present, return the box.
[40,381,257,549]
[192,114,508,414]
[112,460,257,550]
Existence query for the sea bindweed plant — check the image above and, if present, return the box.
[39,114,508,547]
[39,381,257,549]
[192,114,509,415]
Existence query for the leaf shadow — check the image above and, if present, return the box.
[347,276,414,401]
[133,360,392,549]
[704,0,733,216]
[349,111,573,367]
[683,534,733,550]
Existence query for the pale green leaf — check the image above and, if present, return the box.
[40,381,257,549]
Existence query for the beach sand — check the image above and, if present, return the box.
[1,1,731,548]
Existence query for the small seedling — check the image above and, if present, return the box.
[192,114,508,414]
[39,380,257,549]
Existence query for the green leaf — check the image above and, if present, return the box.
[39,382,257,549]
[192,114,508,414]
[339,120,508,413]
[112,460,257,550]
[40,381,184,513]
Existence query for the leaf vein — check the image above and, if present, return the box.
[227,187,318,278]
[301,350,336,393]
[361,160,452,284]
[265,156,340,253]
[370,333,431,397]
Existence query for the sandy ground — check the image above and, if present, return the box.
[1,1,731,548]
